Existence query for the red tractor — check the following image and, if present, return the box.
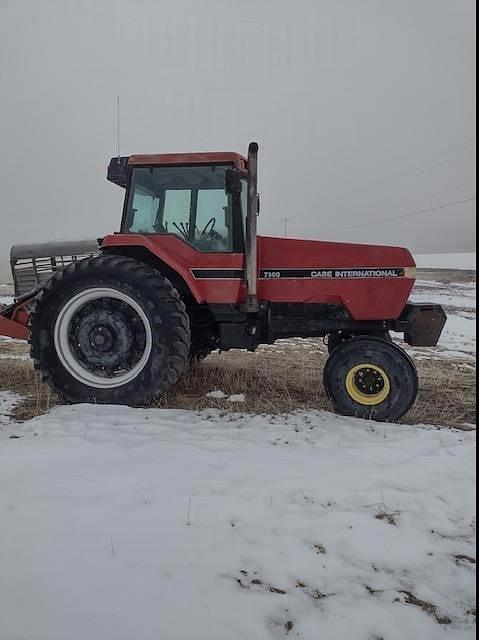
[0,143,446,420]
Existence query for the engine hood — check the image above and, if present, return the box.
[258,236,416,272]
[256,236,416,319]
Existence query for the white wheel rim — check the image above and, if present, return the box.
[54,288,153,389]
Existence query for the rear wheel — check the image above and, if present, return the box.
[30,255,190,405]
[323,336,418,421]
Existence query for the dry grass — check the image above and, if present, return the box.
[416,268,476,284]
[0,340,27,359]
[163,343,327,414]
[0,358,59,420]
[0,338,475,428]
[399,590,452,625]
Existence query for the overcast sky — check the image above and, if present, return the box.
[0,0,475,277]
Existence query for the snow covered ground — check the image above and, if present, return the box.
[0,283,13,302]
[0,398,476,640]
[405,279,476,361]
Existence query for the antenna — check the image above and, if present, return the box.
[116,95,121,161]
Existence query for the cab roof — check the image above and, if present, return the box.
[107,152,247,188]
[128,152,247,171]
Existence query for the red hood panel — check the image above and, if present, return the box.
[257,236,415,319]
[258,236,415,269]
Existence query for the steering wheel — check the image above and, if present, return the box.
[200,217,216,237]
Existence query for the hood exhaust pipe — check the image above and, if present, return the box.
[245,142,259,311]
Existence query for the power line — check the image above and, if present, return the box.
[320,140,475,211]
[322,196,476,234]
[363,140,475,192]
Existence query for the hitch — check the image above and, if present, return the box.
[0,288,40,341]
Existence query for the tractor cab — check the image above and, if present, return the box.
[108,153,250,254]
[107,144,260,310]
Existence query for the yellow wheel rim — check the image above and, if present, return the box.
[345,364,391,406]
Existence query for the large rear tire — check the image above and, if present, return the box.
[30,255,190,405]
[323,336,418,422]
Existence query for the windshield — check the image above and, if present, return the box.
[124,165,234,252]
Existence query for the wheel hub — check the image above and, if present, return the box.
[54,288,153,389]
[354,368,386,395]
[345,363,391,406]
[69,303,137,371]
[72,307,138,371]
[89,325,114,351]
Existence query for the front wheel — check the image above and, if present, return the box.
[323,336,418,422]
[30,255,191,405]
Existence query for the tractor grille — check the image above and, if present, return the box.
[13,255,94,297]
[10,240,99,298]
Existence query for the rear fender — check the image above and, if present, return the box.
[100,235,202,302]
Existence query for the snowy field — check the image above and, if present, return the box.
[0,397,476,640]
[405,278,476,361]
[0,283,13,306]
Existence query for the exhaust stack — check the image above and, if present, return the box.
[245,142,259,311]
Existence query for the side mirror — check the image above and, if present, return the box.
[225,169,242,195]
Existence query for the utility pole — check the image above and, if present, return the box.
[281,217,288,237]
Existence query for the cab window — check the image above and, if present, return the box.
[124,165,234,252]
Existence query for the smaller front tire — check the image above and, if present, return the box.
[323,336,418,422]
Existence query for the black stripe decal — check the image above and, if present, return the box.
[191,267,406,280]
[260,268,405,279]
[192,269,245,279]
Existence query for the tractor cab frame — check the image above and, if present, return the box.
[107,143,260,310]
